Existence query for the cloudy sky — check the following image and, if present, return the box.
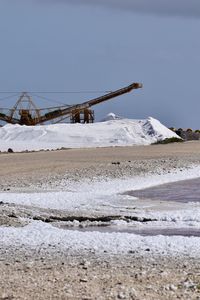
[0,0,200,128]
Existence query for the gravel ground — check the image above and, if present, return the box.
[0,141,200,191]
[1,142,200,299]
[0,252,200,300]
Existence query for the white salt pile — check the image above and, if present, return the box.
[0,114,179,152]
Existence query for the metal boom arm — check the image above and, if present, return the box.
[36,82,143,125]
[0,82,142,125]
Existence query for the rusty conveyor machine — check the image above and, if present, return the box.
[0,82,142,125]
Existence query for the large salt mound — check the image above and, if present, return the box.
[0,116,179,152]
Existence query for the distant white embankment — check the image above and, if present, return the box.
[0,113,179,152]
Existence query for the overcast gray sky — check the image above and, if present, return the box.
[0,0,200,128]
[45,0,200,19]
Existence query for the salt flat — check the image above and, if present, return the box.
[0,123,200,299]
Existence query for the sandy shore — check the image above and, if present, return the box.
[1,141,200,299]
[0,141,200,190]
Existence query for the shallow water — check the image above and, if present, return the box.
[67,226,200,237]
[65,178,200,237]
[125,177,200,203]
